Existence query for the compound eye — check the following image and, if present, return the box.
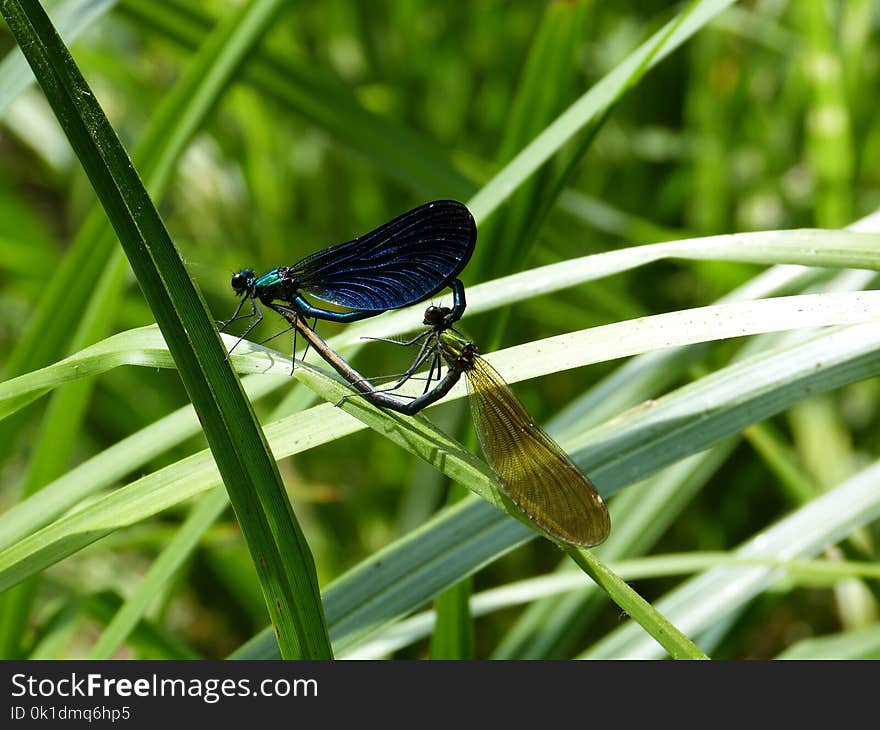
[423,305,450,325]
[231,271,249,293]
[423,306,440,324]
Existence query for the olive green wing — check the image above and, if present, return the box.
[464,356,610,547]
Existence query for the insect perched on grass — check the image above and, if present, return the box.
[276,303,611,548]
[219,200,476,353]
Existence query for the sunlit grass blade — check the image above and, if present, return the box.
[237,319,880,658]
[347,550,880,658]
[2,313,878,657]
[88,490,229,659]
[2,258,880,655]
[332,228,880,350]
[778,625,880,660]
[582,456,880,659]
[0,374,280,552]
[6,249,880,420]
[0,0,115,118]
[467,0,739,223]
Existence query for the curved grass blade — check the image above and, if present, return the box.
[347,551,880,658]
[467,0,739,223]
[581,456,880,659]
[0,374,280,552]
[3,285,880,654]
[88,490,229,659]
[236,320,880,658]
[331,228,880,352]
[6,252,880,422]
[0,0,115,118]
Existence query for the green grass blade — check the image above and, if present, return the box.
[778,625,880,660]
[348,551,880,658]
[0,374,280,552]
[520,250,857,658]
[3,310,880,657]
[328,227,880,352]
[7,229,880,419]
[565,548,708,659]
[495,265,834,659]
[582,456,880,658]
[119,0,473,200]
[0,0,115,117]
[467,0,738,223]
[88,490,229,659]
[5,287,880,426]
[0,0,330,659]
[0,0,289,471]
[0,0,298,658]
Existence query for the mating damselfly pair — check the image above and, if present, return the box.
[219,200,610,548]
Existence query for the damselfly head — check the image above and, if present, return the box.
[423,305,451,327]
[231,268,255,296]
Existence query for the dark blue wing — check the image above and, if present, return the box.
[292,200,476,311]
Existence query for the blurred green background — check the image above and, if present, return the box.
[1,0,879,659]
